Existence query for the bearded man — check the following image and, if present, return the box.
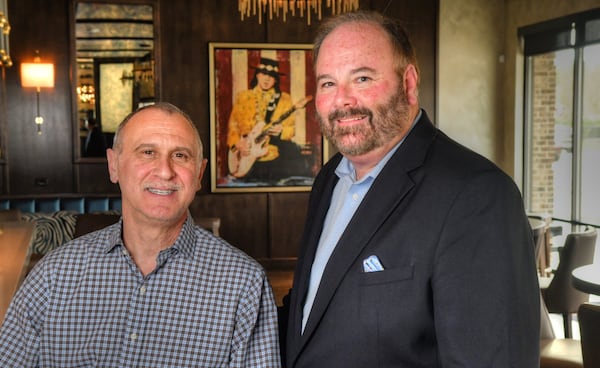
[283,10,540,368]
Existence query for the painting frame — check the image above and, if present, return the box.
[209,42,326,193]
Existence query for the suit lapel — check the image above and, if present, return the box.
[294,165,339,316]
[287,158,340,361]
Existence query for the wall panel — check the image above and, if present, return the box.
[188,193,269,258]
[268,192,309,259]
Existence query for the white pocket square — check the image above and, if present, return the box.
[363,255,385,272]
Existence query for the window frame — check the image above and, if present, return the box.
[520,8,600,230]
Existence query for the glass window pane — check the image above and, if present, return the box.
[528,50,574,220]
[585,18,600,43]
[581,44,600,225]
[552,50,575,220]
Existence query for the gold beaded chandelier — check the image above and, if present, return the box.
[238,0,360,25]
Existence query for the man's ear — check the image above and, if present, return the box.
[404,64,419,106]
[196,158,208,191]
[106,148,119,184]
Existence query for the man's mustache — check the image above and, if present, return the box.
[328,107,373,123]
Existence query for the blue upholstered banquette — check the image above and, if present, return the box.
[0,195,122,214]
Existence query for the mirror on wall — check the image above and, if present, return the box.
[70,0,160,159]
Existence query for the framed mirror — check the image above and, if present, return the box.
[70,0,160,160]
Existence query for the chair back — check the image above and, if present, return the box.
[530,218,547,267]
[194,216,221,236]
[579,303,600,368]
[544,228,597,313]
[540,292,584,367]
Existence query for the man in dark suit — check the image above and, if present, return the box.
[285,11,540,367]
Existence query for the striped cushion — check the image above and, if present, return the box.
[21,211,78,254]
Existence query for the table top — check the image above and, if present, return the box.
[0,221,36,324]
[572,264,600,295]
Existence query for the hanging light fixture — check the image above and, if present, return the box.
[76,83,95,104]
[20,50,55,134]
[239,0,359,25]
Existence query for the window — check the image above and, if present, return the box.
[520,9,600,249]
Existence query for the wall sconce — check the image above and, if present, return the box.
[20,50,54,134]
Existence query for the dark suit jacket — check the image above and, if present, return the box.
[286,111,540,367]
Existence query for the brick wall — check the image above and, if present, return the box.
[530,53,556,213]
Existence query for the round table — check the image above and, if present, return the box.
[572,264,600,295]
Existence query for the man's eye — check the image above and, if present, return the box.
[320,81,335,88]
[356,76,371,83]
[174,152,189,161]
[142,150,154,156]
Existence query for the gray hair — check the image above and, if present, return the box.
[112,102,203,160]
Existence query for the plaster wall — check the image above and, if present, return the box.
[438,0,504,163]
[438,0,599,183]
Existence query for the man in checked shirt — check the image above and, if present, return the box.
[0,102,281,367]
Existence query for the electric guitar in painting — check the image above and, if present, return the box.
[228,95,313,178]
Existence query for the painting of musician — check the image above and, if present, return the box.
[209,44,324,192]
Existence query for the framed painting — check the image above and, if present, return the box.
[208,42,326,193]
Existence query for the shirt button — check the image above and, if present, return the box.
[140,286,147,294]
[352,193,359,201]
[130,333,138,341]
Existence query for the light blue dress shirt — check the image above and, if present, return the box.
[301,111,421,332]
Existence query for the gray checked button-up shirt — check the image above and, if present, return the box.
[0,215,281,367]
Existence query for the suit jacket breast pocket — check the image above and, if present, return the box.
[357,265,417,350]
[359,265,414,286]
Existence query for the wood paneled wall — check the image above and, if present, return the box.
[2,0,437,262]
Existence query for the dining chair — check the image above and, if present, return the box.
[540,293,583,368]
[540,227,597,338]
[529,216,549,276]
[578,303,600,368]
[528,214,552,270]
[193,216,221,236]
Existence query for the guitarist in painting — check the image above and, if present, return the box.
[227,57,311,183]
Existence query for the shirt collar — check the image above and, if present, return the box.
[335,109,422,183]
[103,219,124,253]
[175,214,198,259]
[103,213,197,259]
